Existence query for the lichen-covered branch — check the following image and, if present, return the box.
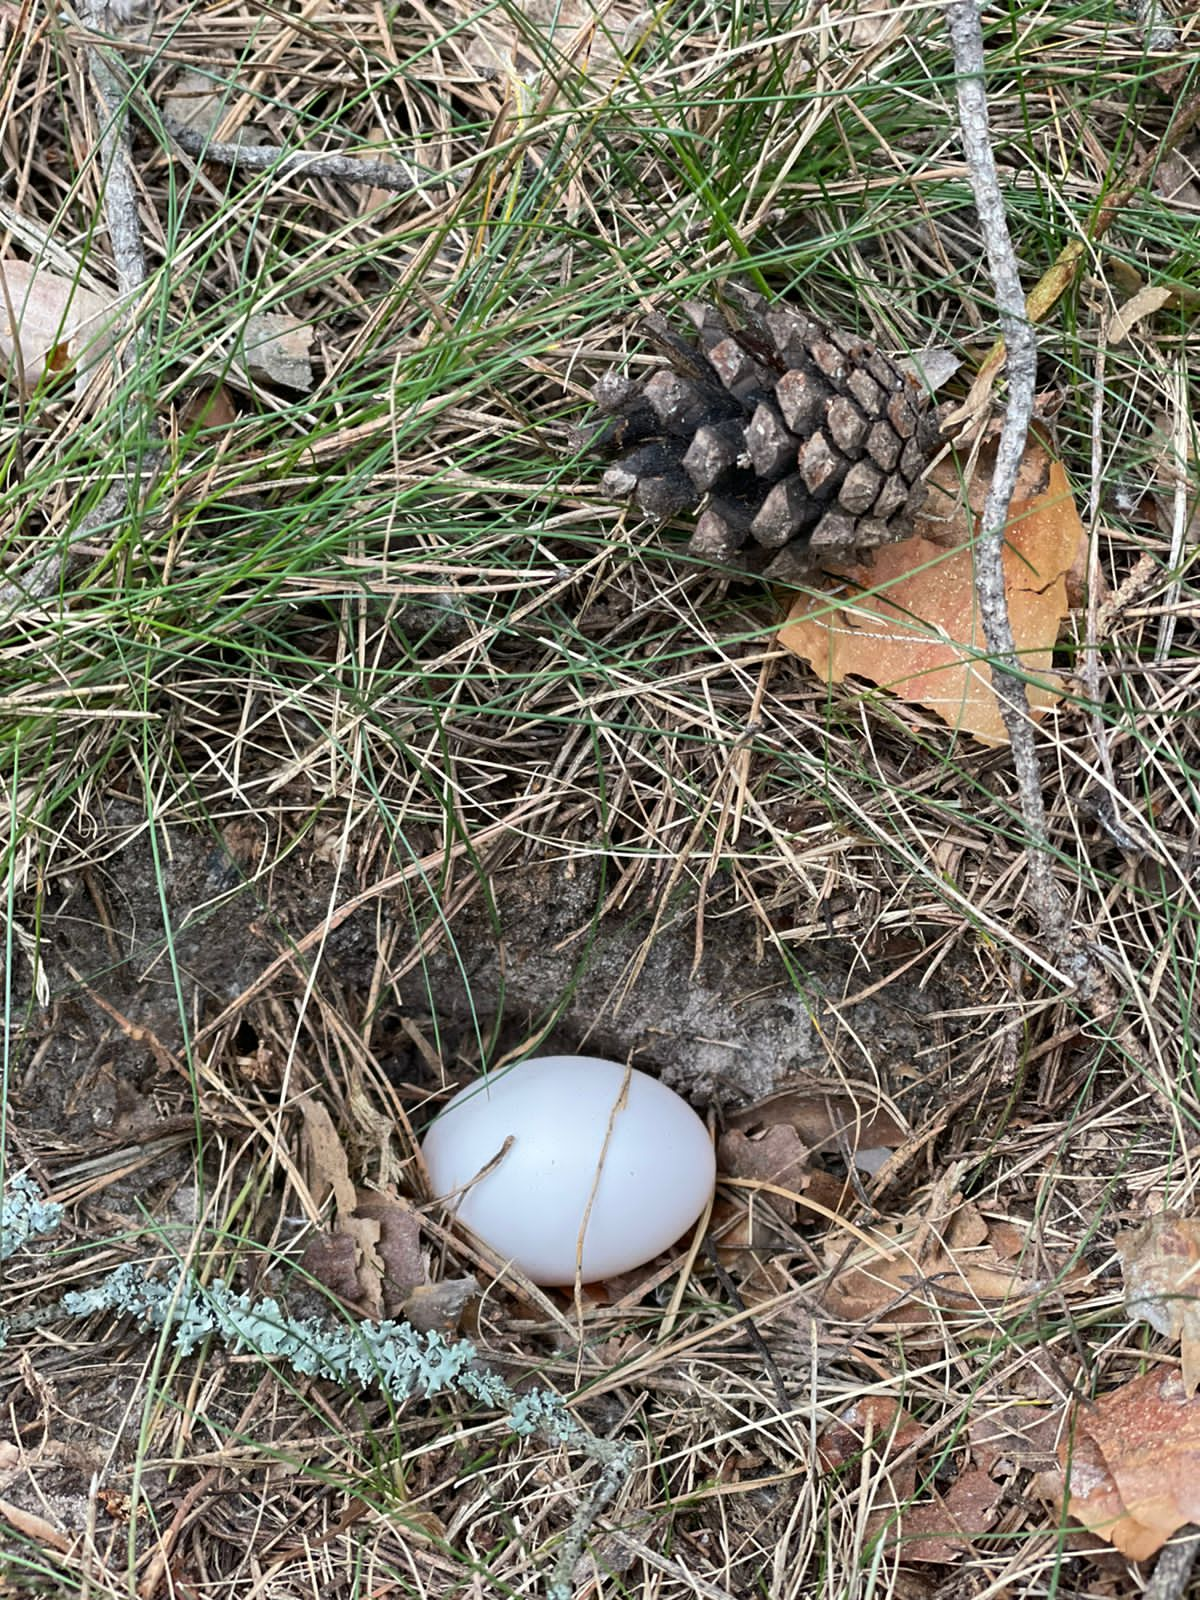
[944,0,1100,998]
[0,1178,633,1598]
[82,2,147,304]
[3,8,169,626]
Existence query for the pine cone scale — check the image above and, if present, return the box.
[799,431,840,496]
[752,477,809,546]
[683,423,742,492]
[840,460,883,515]
[826,396,869,457]
[775,370,822,433]
[746,404,795,477]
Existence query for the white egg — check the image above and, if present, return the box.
[420,1055,715,1286]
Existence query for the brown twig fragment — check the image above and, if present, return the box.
[164,118,424,194]
[944,0,1100,998]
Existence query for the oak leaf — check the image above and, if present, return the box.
[724,1085,906,1157]
[778,437,1086,744]
[718,1124,812,1191]
[821,1202,1042,1326]
[1039,1369,1200,1560]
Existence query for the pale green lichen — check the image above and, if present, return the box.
[0,1171,63,1262]
[62,1264,546,1417]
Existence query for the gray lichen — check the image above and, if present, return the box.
[2,1178,633,1598]
[0,1171,64,1262]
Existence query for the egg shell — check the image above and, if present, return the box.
[420,1055,715,1286]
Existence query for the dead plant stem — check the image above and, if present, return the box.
[83,5,146,305]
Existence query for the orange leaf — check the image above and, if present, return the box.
[778,441,1086,744]
[1042,1369,1200,1559]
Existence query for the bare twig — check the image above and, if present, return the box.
[164,117,424,194]
[701,1233,790,1413]
[1145,1526,1200,1600]
[81,4,146,309]
[944,0,1102,999]
[946,86,1200,428]
[1155,354,1192,665]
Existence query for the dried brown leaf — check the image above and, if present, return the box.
[301,1100,356,1215]
[299,1104,390,1317]
[826,0,907,49]
[717,1094,867,1290]
[818,1396,922,1473]
[779,440,1086,744]
[354,1192,427,1314]
[299,1230,361,1303]
[820,1400,1002,1564]
[971,1383,1064,1474]
[1116,1213,1200,1395]
[301,1192,441,1320]
[402,1276,479,1334]
[945,1204,989,1250]
[821,1204,1041,1326]
[1108,284,1176,344]
[725,1086,906,1154]
[718,1125,812,1190]
[0,1495,72,1553]
[344,1216,386,1319]
[175,383,238,432]
[239,312,314,392]
[166,67,270,146]
[1153,147,1200,212]
[897,347,963,393]
[0,257,119,394]
[465,0,645,88]
[1041,1369,1200,1560]
[897,1466,1005,1564]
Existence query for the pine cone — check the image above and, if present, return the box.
[589,291,941,579]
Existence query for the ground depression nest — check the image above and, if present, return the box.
[589,290,942,578]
